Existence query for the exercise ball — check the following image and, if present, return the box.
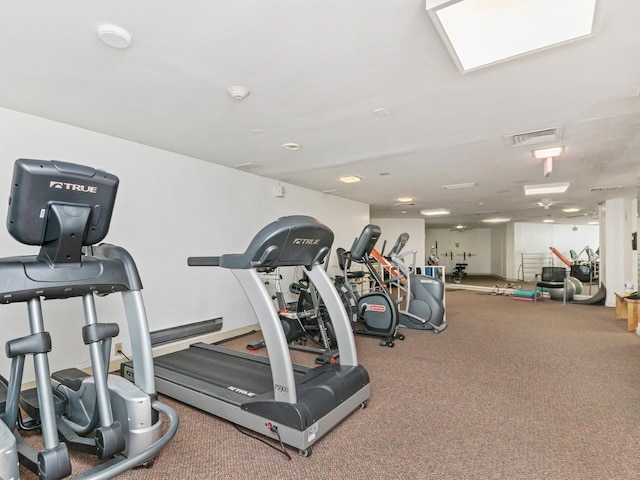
[567,276,583,295]
[549,281,575,301]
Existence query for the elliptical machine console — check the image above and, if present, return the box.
[0,159,178,480]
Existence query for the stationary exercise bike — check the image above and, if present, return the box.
[0,159,178,480]
[334,225,404,347]
[247,268,338,364]
[387,233,447,332]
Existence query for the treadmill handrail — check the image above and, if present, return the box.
[188,256,220,267]
[231,268,299,404]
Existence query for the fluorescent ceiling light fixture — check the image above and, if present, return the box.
[588,221,599,225]
[426,0,597,72]
[456,225,465,229]
[562,207,580,213]
[397,197,414,203]
[543,219,555,223]
[420,208,451,216]
[524,182,570,195]
[482,217,511,223]
[532,146,564,159]
[339,175,362,184]
[441,182,477,190]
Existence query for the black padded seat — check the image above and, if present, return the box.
[534,267,568,305]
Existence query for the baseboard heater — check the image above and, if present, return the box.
[149,318,223,347]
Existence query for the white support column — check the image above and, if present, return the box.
[599,197,634,307]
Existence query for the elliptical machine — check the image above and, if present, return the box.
[387,233,447,333]
[0,159,178,480]
[334,225,404,347]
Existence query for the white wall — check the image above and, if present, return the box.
[490,224,507,279]
[424,223,600,281]
[512,223,600,280]
[369,217,425,267]
[424,227,492,275]
[0,107,368,382]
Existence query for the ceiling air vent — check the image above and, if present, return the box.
[505,126,563,147]
[234,162,262,171]
[589,185,621,193]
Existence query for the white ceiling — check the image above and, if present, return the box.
[1,1,638,229]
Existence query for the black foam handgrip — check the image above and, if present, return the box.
[187,256,220,267]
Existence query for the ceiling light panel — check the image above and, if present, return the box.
[532,146,564,159]
[482,217,511,223]
[441,182,477,189]
[421,209,451,216]
[524,182,570,195]
[339,175,362,184]
[426,0,597,72]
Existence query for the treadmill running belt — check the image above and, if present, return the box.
[153,344,282,396]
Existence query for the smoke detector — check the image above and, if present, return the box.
[227,86,250,100]
[97,24,132,49]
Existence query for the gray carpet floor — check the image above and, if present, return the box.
[18,289,640,479]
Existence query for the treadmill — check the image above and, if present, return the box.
[152,215,370,456]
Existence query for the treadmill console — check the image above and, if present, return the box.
[217,215,334,270]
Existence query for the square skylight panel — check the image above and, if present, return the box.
[426,0,597,72]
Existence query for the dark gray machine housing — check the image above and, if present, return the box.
[7,158,118,246]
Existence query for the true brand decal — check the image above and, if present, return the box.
[49,181,97,194]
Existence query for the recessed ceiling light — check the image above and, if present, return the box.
[562,207,580,213]
[524,182,570,195]
[282,143,300,151]
[441,182,478,189]
[588,221,599,225]
[482,217,511,223]
[426,0,597,72]
[420,209,451,216]
[97,24,132,49]
[456,225,465,229]
[339,175,362,184]
[543,219,555,223]
[532,146,564,159]
[397,197,413,203]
